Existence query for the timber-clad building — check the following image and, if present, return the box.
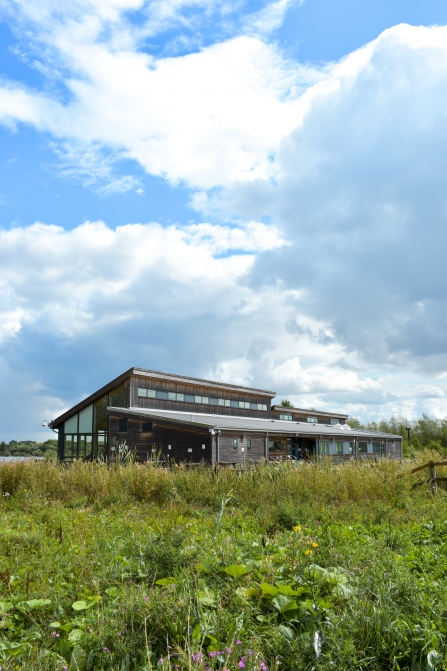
[51,367,403,463]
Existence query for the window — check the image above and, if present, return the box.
[336,441,343,454]
[185,394,195,403]
[177,393,184,402]
[280,413,292,421]
[142,422,153,432]
[372,442,384,454]
[209,397,218,405]
[194,396,202,404]
[244,402,250,409]
[118,418,128,432]
[147,389,156,398]
[307,417,318,423]
[156,390,168,400]
[78,405,93,433]
[65,414,78,434]
[330,418,339,425]
[64,435,77,458]
[138,388,147,397]
[321,441,329,455]
[202,397,209,404]
[168,392,176,401]
[233,438,238,449]
[348,442,353,454]
[359,442,368,454]
[109,385,125,408]
[78,435,93,459]
[247,439,252,449]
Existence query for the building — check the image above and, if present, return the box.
[51,367,403,463]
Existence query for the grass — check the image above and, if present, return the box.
[0,455,446,670]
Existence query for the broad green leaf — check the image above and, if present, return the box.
[0,601,13,614]
[272,594,296,612]
[246,587,261,598]
[0,641,26,656]
[198,594,216,607]
[68,628,84,643]
[191,623,201,640]
[278,585,300,596]
[278,624,295,640]
[155,577,177,586]
[72,595,101,611]
[223,565,248,578]
[25,599,51,610]
[260,583,279,597]
[105,587,119,597]
[70,645,87,671]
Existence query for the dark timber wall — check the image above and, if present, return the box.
[130,375,271,419]
[108,415,212,463]
[218,433,266,464]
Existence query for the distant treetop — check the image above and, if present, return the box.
[280,399,293,408]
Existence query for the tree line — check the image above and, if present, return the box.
[346,414,447,452]
[0,439,58,458]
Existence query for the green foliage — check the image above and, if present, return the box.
[0,439,57,458]
[0,458,447,669]
[346,414,447,453]
[280,399,293,408]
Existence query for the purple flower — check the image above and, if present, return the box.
[209,651,218,658]
[248,650,253,655]
[191,653,203,664]
[237,640,242,645]
[238,659,246,669]
[226,648,232,654]
[104,647,110,652]
[260,663,268,671]
[158,658,163,664]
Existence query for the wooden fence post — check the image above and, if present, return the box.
[429,461,437,494]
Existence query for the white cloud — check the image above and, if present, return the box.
[0,219,285,338]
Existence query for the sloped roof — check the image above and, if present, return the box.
[109,407,402,440]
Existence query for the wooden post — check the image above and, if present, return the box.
[429,461,437,493]
[264,432,269,461]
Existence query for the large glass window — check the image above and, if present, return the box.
[359,442,368,454]
[65,414,78,433]
[64,435,78,459]
[372,442,384,454]
[330,418,339,425]
[307,417,318,423]
[280,414,292,421]
[336,441,343,454]
[78,435,93,459]
[109,385,125,407]
[79,405,93,433]
[321,441,329,455]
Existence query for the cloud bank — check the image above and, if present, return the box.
[0,1,446,437]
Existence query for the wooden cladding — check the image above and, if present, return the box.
[108,415,211,463]
[129,375,270,418]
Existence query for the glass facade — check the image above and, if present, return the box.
[279,413,292,421]
[307,417,318,423]
[61,384,125,459]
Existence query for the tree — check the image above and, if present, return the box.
[280,399,293,408]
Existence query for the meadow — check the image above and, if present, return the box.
[0,456,446,671]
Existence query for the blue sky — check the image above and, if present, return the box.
[0,0,446,439]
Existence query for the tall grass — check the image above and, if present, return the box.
[0,456,447,670]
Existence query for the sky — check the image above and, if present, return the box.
[1,0,447,441]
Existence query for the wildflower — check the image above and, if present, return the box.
[237,639,242,645]
[158,658,163,664]
[260,662,268,671]
[305,549,313,556]
[191,652,203,664]
[293,525,301,532]
[311,542,319,548]
[248,650,253,655]
[238,658,246,669]
[209,651,218,658]
[104,647,110,652]
[226,648,232,654]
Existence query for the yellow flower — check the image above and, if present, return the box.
[293,525,301,532]
[311,542,319,548]
[305,549,313,556]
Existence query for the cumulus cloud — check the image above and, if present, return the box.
[0,2,447,434]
